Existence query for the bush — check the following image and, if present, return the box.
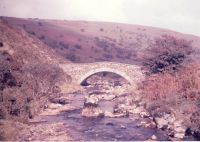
[144,35,193,74]
[80,28,85,32]
[0,52,17,91]
[102,54,113,59]
[22,24,26,29]
[0,49,71,122]
[0,61,68,121]
[38,22,42,26]
[75,44,81,49]
[100,28,104,32]
[66,54,80,62]
[39,35,45,40]
[0,42,3,47]
[59,41,69,49]
[95,39,109,49]
[28,31,36,35]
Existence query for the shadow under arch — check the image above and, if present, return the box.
[78,67,132,85]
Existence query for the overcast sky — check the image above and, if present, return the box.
[0,0,200,36]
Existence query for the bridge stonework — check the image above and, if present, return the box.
[60,62,145,87]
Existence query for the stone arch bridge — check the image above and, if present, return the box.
[60,62,145,87]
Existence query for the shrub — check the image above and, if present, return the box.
[0,52,17,91]
[0,61,68,121]
[102,54,113,59]
[100,28,104,32]
[144,35,193,74]
[80,28,85,32]
[22,24,26,29]
[0,48,71,122]
[0,42,3,47]
[38,22,42,26]
[28,31,36,35]
[59,41,69,49]
[39,35,45,40]
[115,48,133,60]
[66,54,80,62]
[75,44,82,49]
[95,39,109,49]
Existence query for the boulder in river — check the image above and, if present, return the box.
[46,103,63,109]
[84,95,99,107]
[50,97,68,105]
[154,113,175,130]
[151,135,157,140]
[104,111,114,117]
[98,94,116,101]
[154,117,169,129]
[172,120,186,139]
[81,107,104,118]
[154,113,187,139]
[113,104,129,117]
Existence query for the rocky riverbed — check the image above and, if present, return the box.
[15,92,167,141]
[12,73,197,141]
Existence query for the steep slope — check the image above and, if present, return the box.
[0,17,70,124]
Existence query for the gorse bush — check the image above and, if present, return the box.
[144,35,193,74]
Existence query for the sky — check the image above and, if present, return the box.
[0,0,200,36]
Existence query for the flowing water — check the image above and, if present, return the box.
[26,90,168,141]
[24,73,169,141]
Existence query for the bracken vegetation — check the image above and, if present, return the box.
[141,35,200,138]
[0,50,69,122]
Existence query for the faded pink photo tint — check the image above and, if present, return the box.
[0,0,200,141]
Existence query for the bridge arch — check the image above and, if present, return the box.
[78,67,132,85]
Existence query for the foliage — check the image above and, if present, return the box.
[144,35,193,74]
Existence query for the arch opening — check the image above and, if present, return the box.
[79,68,132,86]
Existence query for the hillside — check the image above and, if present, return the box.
[0,17,74,140]
[3,17,200,64]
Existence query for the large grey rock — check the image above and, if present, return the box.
[104,111,114,117]
[151,135,157,140]
[84,95,99,107]
[113,104,129,117]
[154,113,176,129]
[97,94,116,101]
[50,97,68,105]
[174,133,185,139]
[81,107,104,117]
[154,117,169,129]
[104,111,128,118]
[47,103,63,109]
[154,114,186,139]
[173,120,186,139]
